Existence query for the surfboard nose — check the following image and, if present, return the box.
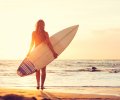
[70,25,79,31]
[74,25,79,29]
[75,25,79,27]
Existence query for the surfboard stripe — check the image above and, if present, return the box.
[18,58,36,76]
[23,59,36,74]
[25,60,36,72]
[22,64,31,74]
[18,65,28,75]
[17,67,26,76]
[23,63,33,73]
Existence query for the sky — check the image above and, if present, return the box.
[0,0,120,60]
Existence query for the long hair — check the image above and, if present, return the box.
[35,19,46,40]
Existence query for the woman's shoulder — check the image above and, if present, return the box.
[32,31,36,34]
[32,31,36,36]
[44,30,48,33]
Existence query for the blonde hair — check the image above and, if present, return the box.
[35,19,46,41]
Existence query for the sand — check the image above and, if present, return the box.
[0,87,120,100]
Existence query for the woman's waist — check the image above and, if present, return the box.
[35,41,46,46]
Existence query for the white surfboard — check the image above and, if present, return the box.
[17,25,79,76]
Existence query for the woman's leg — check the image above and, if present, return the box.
[36,70,40,89]
[41,66,46,90]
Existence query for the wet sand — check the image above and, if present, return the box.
[0,87,120,100]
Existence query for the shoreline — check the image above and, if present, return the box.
[0,87,120,100]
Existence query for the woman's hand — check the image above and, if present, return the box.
[45,32,58,59]
[53,52,58,59]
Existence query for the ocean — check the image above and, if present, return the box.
[0,60,120,89]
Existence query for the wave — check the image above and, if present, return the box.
[63,68,120,73]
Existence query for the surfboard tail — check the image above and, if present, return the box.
[17,58,36,77]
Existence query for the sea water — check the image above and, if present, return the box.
[0,60,120,89]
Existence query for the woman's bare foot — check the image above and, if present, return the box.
[36,86,40,89]
[41,86,45,90]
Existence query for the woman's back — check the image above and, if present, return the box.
[32,31,48,46]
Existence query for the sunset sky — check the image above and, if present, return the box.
[0,0,120,60]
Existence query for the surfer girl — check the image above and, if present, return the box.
[27,19,58,89]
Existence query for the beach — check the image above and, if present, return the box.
[0,87,120,100]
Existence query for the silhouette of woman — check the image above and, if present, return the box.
[27,19,58,89]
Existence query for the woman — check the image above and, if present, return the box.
[27,19,58,90]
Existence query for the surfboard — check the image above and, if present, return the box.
[17,25,79,77]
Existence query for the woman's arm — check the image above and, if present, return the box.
[27,33,34,57]
[45,32,58,58]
